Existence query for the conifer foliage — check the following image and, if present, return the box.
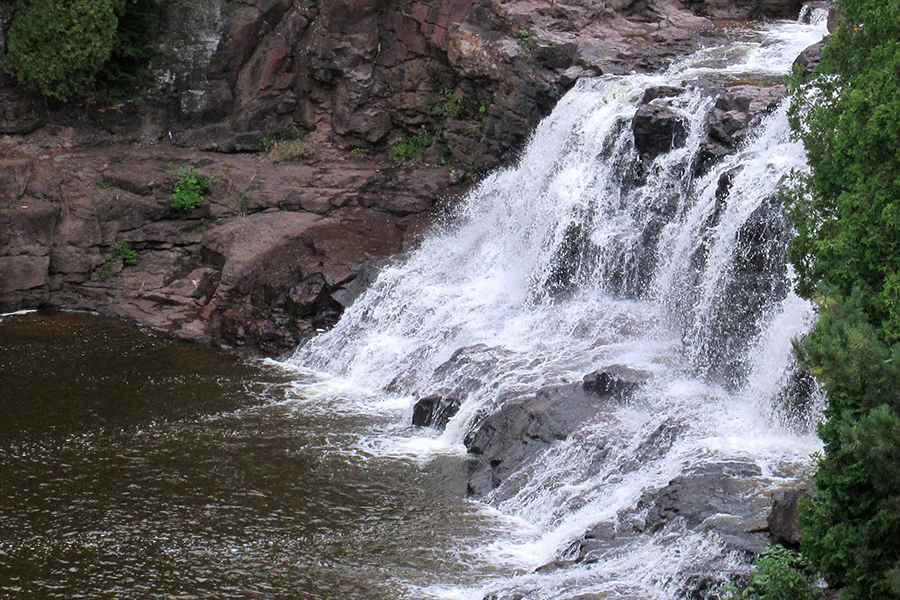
[788,0,900,597]
[2,0,163,101]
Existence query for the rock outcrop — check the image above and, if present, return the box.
[632,103,689,162]
[0,0,805,175]
[695,82,787,175]
[0,146,464,355]
[767,488,806,547]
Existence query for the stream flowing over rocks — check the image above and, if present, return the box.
[284,8,830,599]
[0,0,834,597]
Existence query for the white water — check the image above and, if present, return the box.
[284,13,828,600]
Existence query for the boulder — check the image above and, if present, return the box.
[632,104,689,161]
[706,84,786,148]
[768,489,806,548]
[695,84,786,175]
[638,461,771,556]
[412,395,461,429]
[641,85,685,104]
[465,383,608,498]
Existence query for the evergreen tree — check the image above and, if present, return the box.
[788,0,900,597]
[2,0,164,102]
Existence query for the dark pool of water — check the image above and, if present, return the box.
[0,311,508,599]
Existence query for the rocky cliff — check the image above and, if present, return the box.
[0,0,806,355]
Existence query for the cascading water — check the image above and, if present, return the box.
[284,12,828,600]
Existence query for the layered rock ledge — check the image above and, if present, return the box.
[0,145,464,355]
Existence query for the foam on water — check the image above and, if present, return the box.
[283,10,829,598]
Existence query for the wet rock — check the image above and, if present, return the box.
[582,365,651,397]
[465,382,608,498]
[534,559,577,574]
[576,521,637,563]
[632,104,689,161]
[642,85,686,104]
[638,461,771,556]
[412,395,461,429]
[680,0,804,20]
[793,40,824,78]
[695,83,786,175]
[707,84,785,148]
[768,489,806,548]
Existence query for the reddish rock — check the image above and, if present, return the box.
[0,144,466,354]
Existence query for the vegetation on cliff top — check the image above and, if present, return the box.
[787,0,900,596]
[2,0,163,101]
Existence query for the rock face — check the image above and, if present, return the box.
[695,83,787,175]
[794,39,825,77]
[637,461,771,556]
[0,0,804,175]
[583,364,652,396]
[0,0,808,352]
[0,146,464,355]
[466,383,603,498]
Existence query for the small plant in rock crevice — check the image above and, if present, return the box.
[517,25,532,51]
[170,167,210,212]
[112,241,139,266]
[389,132,435,164]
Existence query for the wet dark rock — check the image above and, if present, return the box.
[711,194,791,383]
[412,395,461,429]
[773,367,819,426]
[694,83,786,175]
[465,382,608,498]
[638,460,771,556]
[582,364,652,397]
[793,40,824,78]
[576,521,637,563]
[707,84,786,148]
[642,85,686,104]
[768,489,806,548]
[679,0,804,20]
[483,592,528,600]
[534,559,577,574]
[632,104,689,161]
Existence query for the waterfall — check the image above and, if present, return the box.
[284,12,828,600]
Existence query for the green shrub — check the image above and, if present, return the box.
[2,0,163,101]
[170,168,209,212]
[723,546,819,600]
[389,132,435,164]
[112,241,138,266]
[795,290,900,600]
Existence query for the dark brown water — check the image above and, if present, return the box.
[0,311,512,600]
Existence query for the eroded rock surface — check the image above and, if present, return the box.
[0,146,464,355]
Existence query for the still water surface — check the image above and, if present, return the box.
[0,311,516,599]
